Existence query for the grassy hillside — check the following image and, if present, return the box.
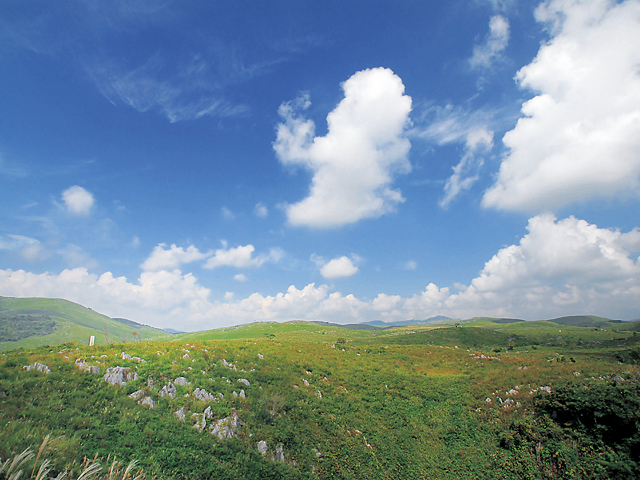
[0,296,169,351]
[1,319,640,479]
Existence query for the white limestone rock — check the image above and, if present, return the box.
[258,440,268,455]
[210,411,242,439]
[139,396,155,408]
[103,367,138,386]
[193,387,216,402]
[159,382,177,398]
[174,377,190,386]
[23,362,52,374]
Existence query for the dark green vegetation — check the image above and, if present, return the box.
[1,299,640,478]
[0,313,56,342]
[0,297,169,351]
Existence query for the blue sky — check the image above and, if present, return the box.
[1,0,639,330]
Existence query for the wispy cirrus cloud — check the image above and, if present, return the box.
[440,128,493,208]
[469,15,510,71]
[0,235,48,262]
[414,104,499,206]
[87,54,249,123]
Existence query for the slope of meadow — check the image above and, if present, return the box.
[0,296,169,351]
[1,316,639,479]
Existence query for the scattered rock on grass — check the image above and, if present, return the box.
[23,362,52,374]
[103,367,138,386]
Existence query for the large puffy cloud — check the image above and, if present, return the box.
[62,186,94,216]
[442,215,640,319]
[274,67,412,228]
[0,267,212,330]
[1,215,638,328]
[483,0,640,211]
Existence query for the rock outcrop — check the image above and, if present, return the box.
[272,443,284,463]
[175,407,186,421]
[103,367,138,386]
[23,362,51,374]
[159,382,177,398]
[258,440,268,455]
[174,377,190,386]
[75,359,101,374]
[193,406,214,433]
[210,411,242,439]
[139,396,155,408]
[193,387,216,402]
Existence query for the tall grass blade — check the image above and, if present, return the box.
[76,461,101,480]
[34,458,52,480]
[2,449,34,478]
[31,435,51,478]
[121,459,139,480]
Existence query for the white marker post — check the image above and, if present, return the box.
[89,335,95,346]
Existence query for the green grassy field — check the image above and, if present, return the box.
[1,308,639,479]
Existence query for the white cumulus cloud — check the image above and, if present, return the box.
[274,67,412,228]
[62,185,94,216]
[1,216,638,329]
[442,214,640,319]
[483,0,640,211]
[141,244,209,271]
[203,242,283,270]
[319,256,359,279]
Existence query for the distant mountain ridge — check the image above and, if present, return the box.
[1,295,637,351]
[310,321,383,331]
[363,316,453,327]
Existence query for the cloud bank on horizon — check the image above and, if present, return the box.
[0,0,639,330]
[1,214,639,329]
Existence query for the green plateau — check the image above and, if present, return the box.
[1,295,640,479]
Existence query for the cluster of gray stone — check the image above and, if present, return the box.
[23,362,51,374]
[193,387,217,402]
[191,407,242,439]
[103,366,139,386]
[257,440,286,463]
[75,358,101,374]
[129,389,155,408]
[121,352,145,362]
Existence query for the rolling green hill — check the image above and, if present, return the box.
[0,296,169,351]
[1,315,640,479]
[2,295,638,354]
